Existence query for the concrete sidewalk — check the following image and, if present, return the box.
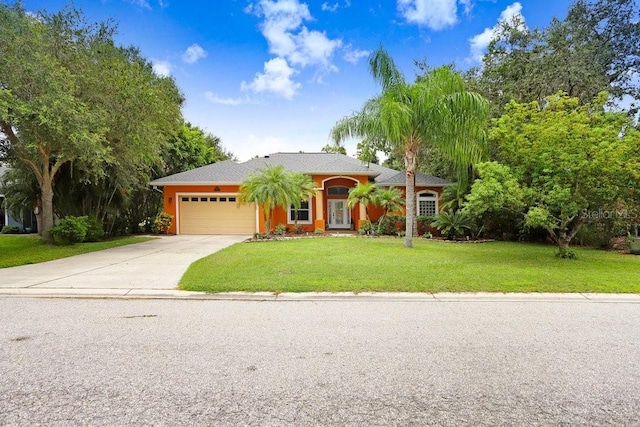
[0,235,247,291]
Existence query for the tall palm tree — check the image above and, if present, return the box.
[372,186,405,235]
[331,47,489,247]
[238,165,298,236]
[347,181,377,222]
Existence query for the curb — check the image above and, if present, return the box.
[1,289,640,303]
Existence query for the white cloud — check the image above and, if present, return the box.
[321,2,339,12]
[459,0,473,15]
[397,0,458,30]
[125,0,167,9]
[204,92,247,106]
[253,0,342,70]
[468,2,525,62]
[241,57,301,99]
[343,46,370,64]
[182,44,208,64]
[152,60,172,77]
[126,0,151,9]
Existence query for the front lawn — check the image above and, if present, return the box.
[180,237,640,293]
[0,235,155,268]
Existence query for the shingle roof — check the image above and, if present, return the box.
[150,160,253,185]
[150,152,449,187]
[375,171,450,187]
[241,152,379,175]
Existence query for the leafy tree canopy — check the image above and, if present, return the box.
[486,92,640,250]
[0,3,183,239]
[466,0,640,117]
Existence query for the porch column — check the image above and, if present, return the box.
[314,189,325,231]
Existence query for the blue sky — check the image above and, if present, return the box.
[23,0,574,161]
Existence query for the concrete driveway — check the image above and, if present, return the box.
[0,235,247,295]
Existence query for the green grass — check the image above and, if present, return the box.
[0,235,155,268]
[180,237,640,294]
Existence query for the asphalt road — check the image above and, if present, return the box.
[1,298,639,426]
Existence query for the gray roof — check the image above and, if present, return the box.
[375,171,450,187]
[150,152,449,187]
[241,152,380,176]
[150,160,252,185]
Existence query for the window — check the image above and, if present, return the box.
[181,197,189,202]
[328,186,350,196]
[191,197,198,202]
[200,197,208,202]
[417,192,437,217]
[229,197,236,202]
[209,197,217,202]
[289,200,311,223]
[219,197,227,202]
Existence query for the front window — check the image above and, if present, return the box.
[289,200,311,223]
[417,192,437,217]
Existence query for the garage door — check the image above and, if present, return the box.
[178,195,256,235]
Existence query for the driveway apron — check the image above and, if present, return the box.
[0,235,247,290]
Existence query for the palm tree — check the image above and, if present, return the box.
[331,47,489,248]
[290,172,317,226]
[238,165,298,236]
[372,187,405,235]
[347,181,377,222]
[431,209,474,240]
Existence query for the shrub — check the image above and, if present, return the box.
[154,212,173,234]
[1,225,20,234]
[51,216,89,245]
[290,224,304,234]
[358,220,374,235]
[274,223,287,236]
[431,210,474,240]
[314,228,324,235]
[84,217,105,242]
[556,247,577,260]
[416,215,434,236]
[376,215,405,236]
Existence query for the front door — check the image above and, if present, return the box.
[328,199,350,229]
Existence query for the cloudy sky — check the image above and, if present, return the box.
[23,0,573,161]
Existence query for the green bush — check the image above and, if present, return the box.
[1,225,20,234]
[51,216,89,245]
[358,220,374,235]
[376,215,405,235]
[431,210,474,240]
[314,228,324,235]
[84,217,105,242]
[416,215,434,235]
[556,247,577,260]
[274,223,287,236]
[154,212,173,234]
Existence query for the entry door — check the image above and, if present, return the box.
[328,199,350,229]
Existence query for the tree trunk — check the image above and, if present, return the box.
[40,176,55,242]
[404,147,417,248]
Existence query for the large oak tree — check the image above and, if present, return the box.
[0,4,183,240]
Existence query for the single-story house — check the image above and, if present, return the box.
[150,152,449,235]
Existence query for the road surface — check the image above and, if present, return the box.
[2,297,639,425]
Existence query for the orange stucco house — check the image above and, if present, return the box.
[150,152,449,235]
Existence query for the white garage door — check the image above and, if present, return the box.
[178,195,256,235]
